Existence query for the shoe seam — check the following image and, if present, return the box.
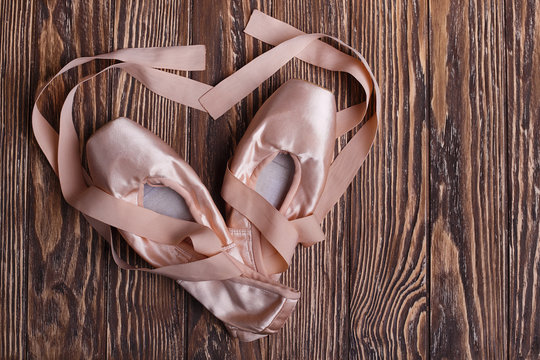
[260,298,296,334]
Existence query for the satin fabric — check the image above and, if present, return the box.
[226,80,336,275]
[88,117,300,340]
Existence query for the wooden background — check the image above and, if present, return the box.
[1,0,539,358]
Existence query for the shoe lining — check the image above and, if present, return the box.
[255,153,295,209]
[142,152,294,220]
[143,184,194,221]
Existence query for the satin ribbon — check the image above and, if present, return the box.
[32,10,380,282]
[201,10,381,272]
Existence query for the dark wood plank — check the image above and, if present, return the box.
[258,3,352,360]
[348,0,429,358]
[186,1,267,358]
[106,1,190,358]
[429,0,507,358]
[27,0,111,358]
[506,0,540,358]
[0,0,33,358]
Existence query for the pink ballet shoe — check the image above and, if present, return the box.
[222,79,336,276]
[86,117,301,340]
[197,10,381,339]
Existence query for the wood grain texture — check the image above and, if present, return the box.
[506,0,540,358]
[0,0,33,358]
[349,0,429,358]
[27,0,110,358]
[107,1,189,358]
[3,0,540,358]
[429,0,507,358]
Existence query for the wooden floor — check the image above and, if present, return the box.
[1,0,539,359]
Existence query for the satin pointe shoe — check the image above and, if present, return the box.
[32,46,300,341]
[86,117,300,340]
[215,79,337,340]
[197,10,381,338]
[223,79,337,276]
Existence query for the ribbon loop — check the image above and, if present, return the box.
[290,215,326,247]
